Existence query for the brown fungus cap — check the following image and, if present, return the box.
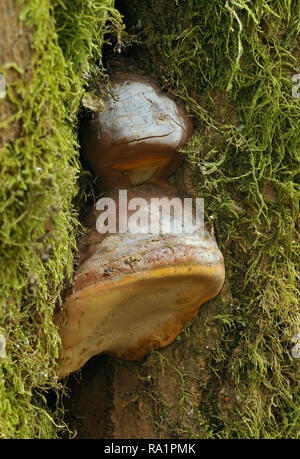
[56,185,225,377]
[80,74,192,190]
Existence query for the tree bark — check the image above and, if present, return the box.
[0,1,33,146]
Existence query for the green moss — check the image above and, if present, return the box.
[0,0,120,439]
[1,0,299,439]
[121,0,300,439]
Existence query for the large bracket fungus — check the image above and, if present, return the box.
[56,75,225,378]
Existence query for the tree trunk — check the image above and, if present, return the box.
[0,1,33,144]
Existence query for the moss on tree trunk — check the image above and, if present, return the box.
[0,0,299,439]
[0,0,120,439]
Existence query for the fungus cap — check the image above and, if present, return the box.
[81,75,192,190]
[57,186,225,377]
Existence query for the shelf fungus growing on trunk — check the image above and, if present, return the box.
[57,186,225,378]
[56,75,225,378]
[80,74,192,190]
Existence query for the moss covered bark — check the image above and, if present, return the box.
[0,0,120,439]
[109,0,300,439]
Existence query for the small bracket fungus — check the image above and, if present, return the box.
[80,74,192,190]
[57,73,225,378]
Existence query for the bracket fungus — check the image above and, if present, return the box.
[80,74,192,190]
[56,74,225,378]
